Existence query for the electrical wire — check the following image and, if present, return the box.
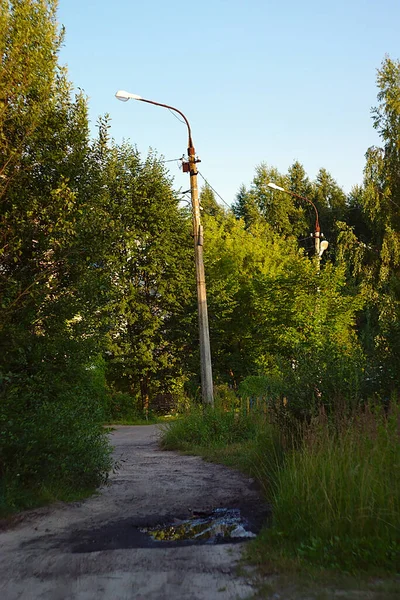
[161,159,231,211]
[197,171,231,209]
[168,108,186,126]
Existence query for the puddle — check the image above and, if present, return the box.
[64,507,260,553]
[141,508,256,544]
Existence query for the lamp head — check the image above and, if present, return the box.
[319,240,329,257]
[115,90,143,102]
[267,182,286,192]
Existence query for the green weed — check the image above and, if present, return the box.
[267,404,400,571]
[160,404,261,450]
[160,401,400,573]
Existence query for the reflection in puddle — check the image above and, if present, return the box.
[141,508,256,543]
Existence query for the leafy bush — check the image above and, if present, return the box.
[239,344,365,424]
[0,353,112,514]
[213,383,239,411]
[106,390,144,422]
[238,375,282,404]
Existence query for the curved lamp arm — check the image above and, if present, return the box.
[267,182,320,232]
[115,90,194,149]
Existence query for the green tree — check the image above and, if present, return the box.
[231,184,261,227]
[287,161,315,255]
[336,56,400,396]
[199,183,225,219]
[202,204,364,412]
[250,163,305,236]
[311,168,348,252]
[203,207,302,383]
[0,0,61,183]
[99,141,195,411]
[0,1,112,511]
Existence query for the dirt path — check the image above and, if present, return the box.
[0,425,267,600]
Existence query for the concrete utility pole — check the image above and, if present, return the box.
[186,142,214,405]
[115,90,214,406]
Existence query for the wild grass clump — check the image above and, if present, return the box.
[160,403,262,450]
[160,395,400,573]
[267,403,400,571]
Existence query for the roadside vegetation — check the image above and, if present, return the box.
[1,2,400,585]
[161,398,400,575]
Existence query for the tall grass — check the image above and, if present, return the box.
[269,404,400,571]
[161,400,400,572]
[160,404,261,449]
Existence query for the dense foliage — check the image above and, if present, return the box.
[1,7,400,572]
[95,138,195,412]
[0,0,115,512]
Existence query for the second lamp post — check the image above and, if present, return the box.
[267,182,328,268]
[115,90,214,406]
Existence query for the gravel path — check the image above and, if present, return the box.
[0,425,267,600]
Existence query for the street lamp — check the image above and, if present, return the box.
[115,90,214,406]
[267,182,328,263]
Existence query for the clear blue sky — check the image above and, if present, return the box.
[57,0,399,204]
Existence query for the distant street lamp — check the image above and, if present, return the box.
[115,90,214,406]
[267,182,329,265]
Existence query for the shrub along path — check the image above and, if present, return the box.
[0,425,266,600]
